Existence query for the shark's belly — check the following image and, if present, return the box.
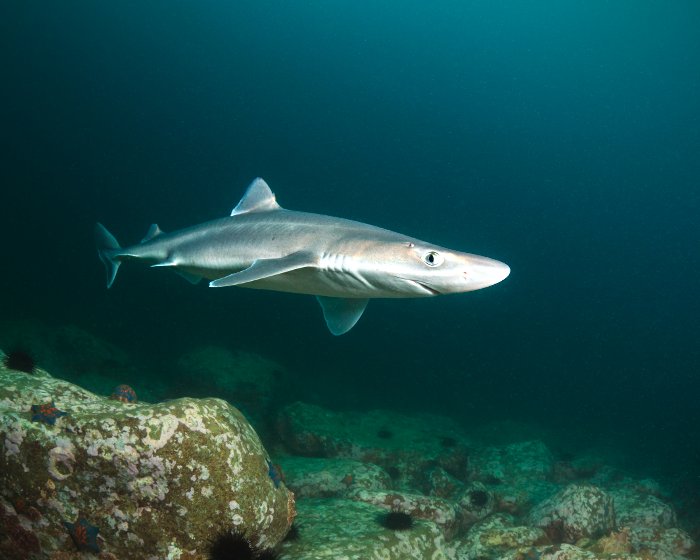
[238,268,422,299]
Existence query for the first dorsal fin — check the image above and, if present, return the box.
[231,178,282,216]
[141,224,164,243]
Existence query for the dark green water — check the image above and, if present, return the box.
[2,2,699,477]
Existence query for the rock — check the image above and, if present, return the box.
[174,345,291,430]
[348,489,457,538]
[278,497,454,560]
[277,457,390,499]
[0,366,294,559]
[470,440,555,484]
[491,479,561,516]
[528,484,615,543]
[499,543,639,559]
[455,481,495,530]
[594,527,634,554]
[0,322,160,401]
[611,488,677,529]
[627,526,695,557]
[0,498,42,560]
[425,466,466,499]
[456,513,547,558]
[276,402,470,489]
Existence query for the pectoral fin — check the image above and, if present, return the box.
[316,296,369,335]
[209,251,318,288]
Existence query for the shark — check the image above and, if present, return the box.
[95,178,510,335]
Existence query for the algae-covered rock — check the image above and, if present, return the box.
[455,481,495,530]
[276,402,470,489]
[611,488,677,529]
[470,440,555,483]
[627,526,695,558]
[0,365,295,559]
[279,498,454,559]
[0,321,163,401]
[175,345,291,431]
[499,543,641,559]
[528,484,615,543]
[491,478,561,516]
[277,456,391,498]
[456,513,547,559]
[426,465,466,499]
[348,488,458,538]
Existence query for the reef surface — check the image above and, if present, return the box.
[1,341,698,559]
[0,353,294,559]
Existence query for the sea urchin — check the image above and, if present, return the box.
[377,510,414,531]
[3,348,36,373]
[208,530,255,560]
[468,489,489,508]
[208,529,279,560]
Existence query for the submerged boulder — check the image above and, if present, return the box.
[277,456,391,499]
[0,362,295,559]
[348,488,458,538]
[611,488,677,529]
[279,497,454,560]
[276,402,470,489]
[0,321,161,401]
[174,345,291,432]
[457,513,547,559]
[528,483,615,543]
[470,439,555,483]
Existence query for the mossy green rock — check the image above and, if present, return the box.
[279,498,454,559]
[457,513,547,558]
[277,402,470,490]
[0,364,295,559]
[278,456,391,498]
[528,484,615,544]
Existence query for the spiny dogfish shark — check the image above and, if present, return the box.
[96,178,510,334]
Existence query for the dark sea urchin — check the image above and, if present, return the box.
[378,510,414,531]
[208,529,279,560]
[3,348,36,373]
[208,530,255,560]
[468,489,489,508]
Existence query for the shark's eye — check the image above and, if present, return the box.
[423,251,444,267]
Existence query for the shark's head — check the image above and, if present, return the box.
[368,240,510,297]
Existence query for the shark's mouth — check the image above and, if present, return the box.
[396,277,442,296]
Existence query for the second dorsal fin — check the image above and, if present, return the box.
[141,224,164,243]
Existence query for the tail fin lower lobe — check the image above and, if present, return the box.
[95,223,121,288]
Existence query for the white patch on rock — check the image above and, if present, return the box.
[143,414,180,450]
[3,419,25,456]
[199,464,210,481]
[47,439,76,480]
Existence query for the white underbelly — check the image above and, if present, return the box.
[238,268,420,299]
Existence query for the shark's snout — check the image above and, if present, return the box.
[464,256,510,290]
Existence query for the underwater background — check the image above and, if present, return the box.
[2,0,699,525]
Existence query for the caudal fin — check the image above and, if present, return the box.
[95,223,121,288]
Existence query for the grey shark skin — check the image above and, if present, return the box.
[96,178,510,335]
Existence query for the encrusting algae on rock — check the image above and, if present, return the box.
[0,352,295,559]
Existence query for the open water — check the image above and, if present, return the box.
[2,0,699,489]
